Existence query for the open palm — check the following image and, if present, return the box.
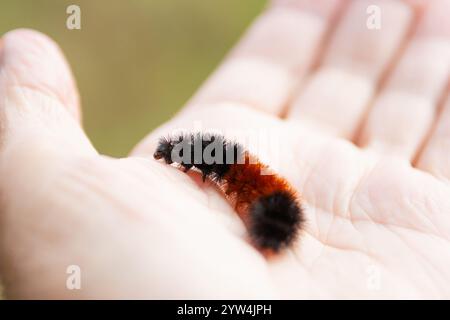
[0,0,449,299]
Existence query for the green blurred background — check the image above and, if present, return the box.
[0,0,266,299]
[0,0,266,157]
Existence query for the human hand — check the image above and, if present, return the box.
[0,0,449,299]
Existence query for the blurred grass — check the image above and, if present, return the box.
[0,0,266,157]
[0,0,266,299]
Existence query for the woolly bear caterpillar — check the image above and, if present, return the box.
[153,132,304,253]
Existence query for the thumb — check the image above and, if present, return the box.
[0,29,96,159]
[0,29,97,298]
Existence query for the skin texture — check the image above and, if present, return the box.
[0,0,449,299]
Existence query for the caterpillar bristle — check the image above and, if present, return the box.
[249,191,303,252]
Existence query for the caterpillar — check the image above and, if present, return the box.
[153,132,304,253]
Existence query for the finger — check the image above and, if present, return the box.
[185,0,343,115]
[358,0,450,159]
[133,0,344,155]
[0,29,96,298]
[0,29,96,160]
[416,93,450,183]
[287,0,413,138]
[0,29,81,120]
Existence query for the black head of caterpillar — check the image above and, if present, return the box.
[153,132,304,253]
[153,132,244,182]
